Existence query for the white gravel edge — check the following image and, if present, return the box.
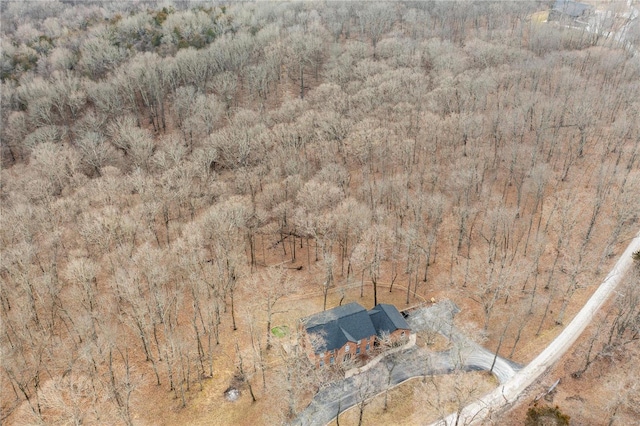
[434,230,640,426]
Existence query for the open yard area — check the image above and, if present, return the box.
[2,1,639,425]
[334,372,497,425]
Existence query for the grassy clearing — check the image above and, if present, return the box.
[530,10,549,23]
[271,325,289,337]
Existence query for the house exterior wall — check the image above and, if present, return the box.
[301,303,412,368]
[389,328,411,343]
[312,335,376,367]
[305,329,412,367]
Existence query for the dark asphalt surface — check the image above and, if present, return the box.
[291,301,523,426]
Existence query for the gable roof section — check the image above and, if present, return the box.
[303,302,364,328]
[303,302,377,354]
[553,0,591,18]
[368,303,411,337]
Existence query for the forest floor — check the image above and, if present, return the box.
[131,264,433,426]
[125,224,636,426]
[437,230,640,426]
[4,4,639,424]
[292,301,522,426]
[333,372,496,426]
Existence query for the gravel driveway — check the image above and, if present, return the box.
[291,300,522,426]
[435,231,640,426]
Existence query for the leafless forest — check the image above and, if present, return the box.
[1,1,639,424]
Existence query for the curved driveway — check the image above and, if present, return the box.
[436,231,640,426]
[292,231,640,426]
[291,301,522,426]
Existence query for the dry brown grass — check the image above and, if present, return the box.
[530,10,550,23]
[3,6,638,424]
[498,275,640,425]
[129,244,431,426]
[333,372,497,426]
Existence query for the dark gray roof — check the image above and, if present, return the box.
[369,304,411,337]
[303,302,412,354]
[303,302,365,328]
[553,0,591,18]
[303,302,377,354]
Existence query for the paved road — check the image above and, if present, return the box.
[436,231,640,426]
[292,347,450,426]
[406,301,522,385]
[292,232,640,426]
[291,301,522,426]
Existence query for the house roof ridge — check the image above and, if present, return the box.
[302,302,366,328]
[340,326,356,342]
[304,302,409,354]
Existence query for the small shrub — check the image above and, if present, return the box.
[525,404,570,426]
[271,325,289,338]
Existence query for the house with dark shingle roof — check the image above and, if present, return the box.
[301,302,411,367]
[369,303,411,340]
[549,0,592,24]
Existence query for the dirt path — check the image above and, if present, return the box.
[435,230,640,426]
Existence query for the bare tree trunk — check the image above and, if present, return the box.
[230,289,237,331]
[490,318,510,374]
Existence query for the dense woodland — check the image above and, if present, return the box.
[1,1,639,424]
